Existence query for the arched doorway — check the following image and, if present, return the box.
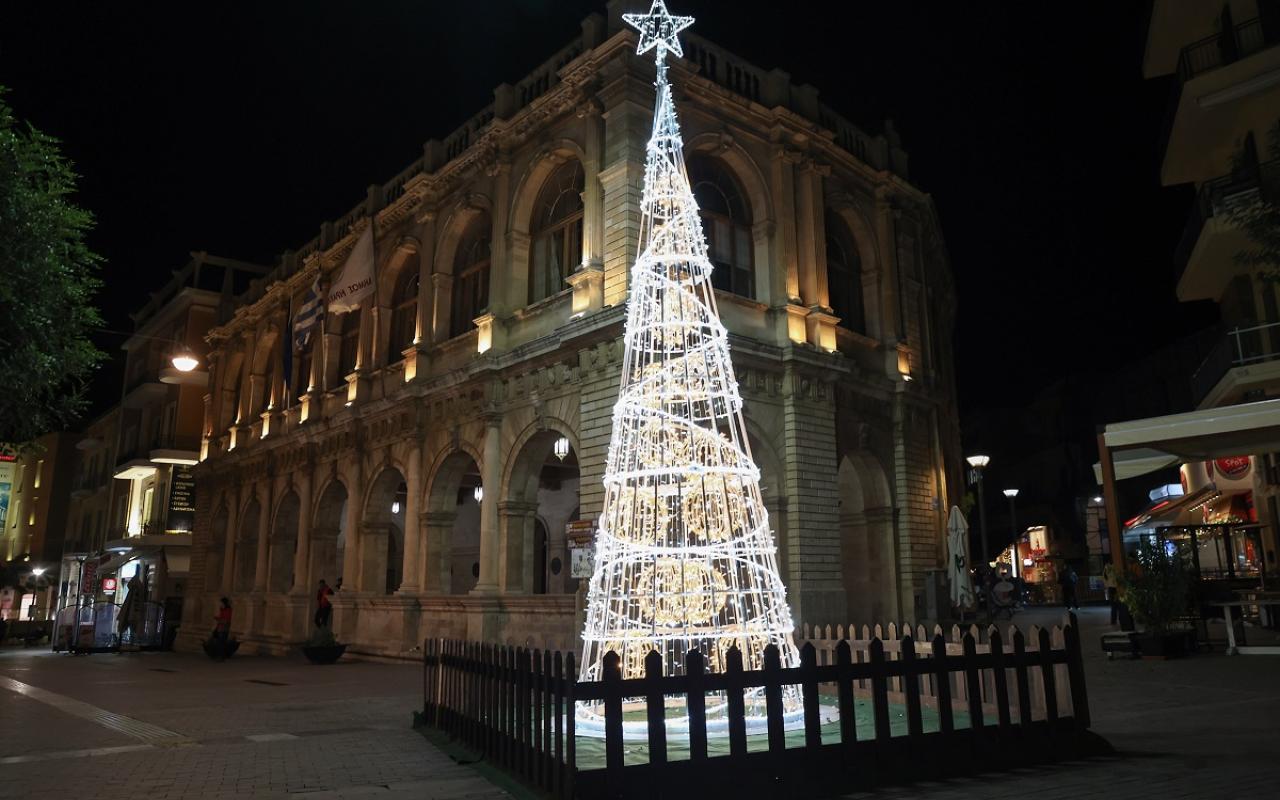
[268,491,300,593]
[506,430,580,595]
[363,467,408,594]
[837,454,897,622]
[425,451,483,595]
[312,480,348,591]
[234,498,261,593]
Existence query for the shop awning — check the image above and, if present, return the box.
[1094,399,1280,482]
[1124,485,1215,531]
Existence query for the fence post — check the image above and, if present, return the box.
[869,638,891,743]
[603,651,624,782]
[686,649,708,762]
[1013,629,1033,728]
[543,649,554,791]
[800,642,823,749]
[726,646,748,758]
[1037,627,1059,723]
[1063,613,1091,729]
[533,648,544,788]
[553,651,564,799]
[836,640,856,747]
[565,652,577,800]
[989,630,1012,730]
[500,646,512,770]
[763,644,787,755]
[644,649,668,766]
[900,635,923,739]
[962,633,985,734]
[931,635,954,733]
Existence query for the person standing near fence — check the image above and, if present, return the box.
[314,579,333,628]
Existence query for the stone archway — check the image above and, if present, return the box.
[311,480,348,591]
[363,467,408,594]
[838,453,897,623]
[234,497,261,593]
[268,490,300,593]
[424,450,483,595]
[504,428,580,595]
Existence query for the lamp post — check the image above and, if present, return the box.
[966,455,991,567]
[1003,488,1020,578]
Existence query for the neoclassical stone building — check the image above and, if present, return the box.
[179,3,963,658]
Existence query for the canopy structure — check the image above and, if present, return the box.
[1095,399,1280,565]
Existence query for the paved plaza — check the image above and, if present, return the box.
[1,606,1278,798]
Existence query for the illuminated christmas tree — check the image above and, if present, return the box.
[578,0,801,734]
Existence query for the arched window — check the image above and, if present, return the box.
[825,211,865,334]
[390,265,419,355]
[451,215,491,338]
[529,160,584,304]
[689,156,754,299]
[337,311,360,379]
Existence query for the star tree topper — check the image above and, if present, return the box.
[622,0,694,59]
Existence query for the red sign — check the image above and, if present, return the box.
[101,577,117,592]
[1214,456,1251,481]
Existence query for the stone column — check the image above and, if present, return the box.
[252,485,271,591]
[341,457,363,591]
[499,500,540,593]
[568,100,605,316]
[290,470,314,594]
[472,415,502,594]
[220,484,241,594]
[398,444,424,593]
[429,273,454,345]
[421,511,456,594]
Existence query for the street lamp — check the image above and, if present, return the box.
[966,455,991,567]
[170,344,199,373]
[1003,488,1020,578]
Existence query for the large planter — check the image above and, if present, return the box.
[203,638,240,661]
[1137,631,1189,659]
[303,643,347,665]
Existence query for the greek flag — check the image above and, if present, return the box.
[293,276,324,351]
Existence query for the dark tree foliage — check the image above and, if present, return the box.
[0,87,103,450]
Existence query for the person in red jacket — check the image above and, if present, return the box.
[213,597,232,643]
[315,580,334,628]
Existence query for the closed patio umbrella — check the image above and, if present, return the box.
[947,506,975,609]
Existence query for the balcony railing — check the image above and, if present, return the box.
[1176,17,1280,84]
[1174,158,1280,282]
[1191,320,1280,405]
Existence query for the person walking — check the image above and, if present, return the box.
[315,579,334,628]
[1058,564,1079,610]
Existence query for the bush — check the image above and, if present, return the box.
[1118,539,1191,634]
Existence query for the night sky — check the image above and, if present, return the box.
[3,1,1217,428]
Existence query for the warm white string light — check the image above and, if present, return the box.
[578,0,802,738]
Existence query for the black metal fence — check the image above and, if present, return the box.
[422,614,1094,799]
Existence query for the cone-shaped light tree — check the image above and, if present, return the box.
[578,1,801,716]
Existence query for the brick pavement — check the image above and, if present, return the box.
[3,607,1278,798]
[0,647,508,800]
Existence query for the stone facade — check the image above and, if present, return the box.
[178,4,962,659]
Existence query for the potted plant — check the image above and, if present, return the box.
[302,625,346,665]
[1118,538,1192,659]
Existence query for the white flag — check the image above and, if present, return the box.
[327,224,375,313]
